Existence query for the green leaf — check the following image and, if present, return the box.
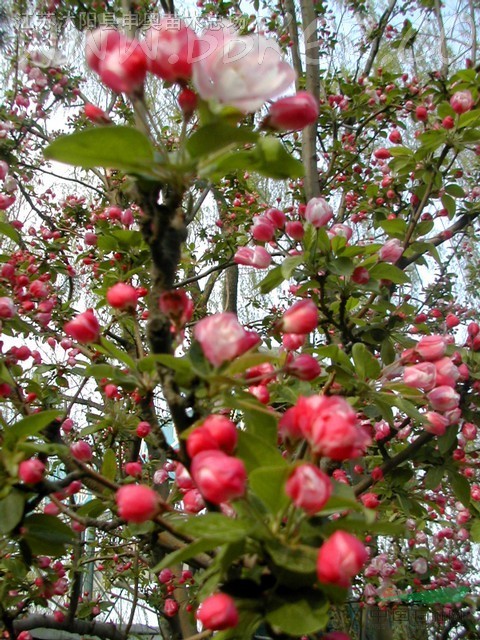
[441,193,456,218]
[249,466,290,515]
[470,519,480,543]
[152,538,223,572]
[225,395,278,444]
[448,471,471,507]
[0,489,25,534]
[23,514,75,555]
[266,591,329,635]
[224,352,277,377]
[257,266,284,294]
[352,343,381,380]
[175,513,253,541]
[0,221,22,246]
[236,431,286,473]
[5,410,63,446]
[369,263,409,284]
[266,541,318,587]
[424,466,444,490]
[187,123,258,158]
[437,425,458,454]
[281,255,304,279]
[85,364,120,380]
[254,137,304,180]
[379,218,408,237]
[458,109,480,128]
[101,448,117,481]
[77,499,107,518]
[96,337,136,370]
[44,127,156,174]
[445,184,465,198]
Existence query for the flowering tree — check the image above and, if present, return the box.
[0,0,480,639]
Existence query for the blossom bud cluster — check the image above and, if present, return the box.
[403,334,463,436]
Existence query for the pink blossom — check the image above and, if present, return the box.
[317,531,368,587]
[234,246,271,269]
[64,310,100,344]
[379,238,403,263]
[285,353,321,380]
[19,459,45,484]
[285,464,332,514]
[416,335,447,361]
[266,91,319,131]
[192,24,295,113]
[278,299,318,334]
[116,485,158,522]
[196,593,239,631]
[404,362,437,390]
[450,90,474,114]
[0,296,16,319]
[427,386,460,412]
[190,450,246,504]
[106,283,138,310]
[434,357,460,387]
[144,19,199,83]
[194,312,260,367]
[304,197,333,228]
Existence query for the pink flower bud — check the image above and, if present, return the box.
[84,232,97,246]
[106,283,138,310]
[201,415,238,454]
[0,161,9,181]
[360,493,380,509]
[0,296,16,319]
[278,299,318,334]
[416,334,447,361]
[183,488,205,513]
[374,147,391,160]
[19,459,45,484]
[462,422,477,441]
[434,357,460,387]
[84,103,111,124]
[424,411,449,436]
[304,197,333,228]
[159,289,194,327]
[234,246,271,269]
[194,312,260,367]
[265,208,286,229]
[136,421,151,438]
[445,313,460,329]
[64,310,100,344]
[158,568,173,583]
[317,531,368,587]
[0,194,16,209]
[248,384,270,404]
[403,362,436,390]
[379,238,403,263]
[450,90,474,114]
[85,26,123,73]
[124,462,142,477]
[251,216,276,243]
[178,87,198,117]
[285,464,332,514]
[282,333,306,350]
[115,484,158,522]
[285,353,321,380]
[186,426,220,458]
[70,440,93,462]
[305,395,370,460]
[285,220,305,240]
[190,450,246,504]
[427,386,460,412]
[412,558,428,574]
[196,593,239,631]
[144,19,199,83]
[164,598,179,617]
[266,91,319,131]
[100,39,147,94]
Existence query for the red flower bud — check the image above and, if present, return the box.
[115,484,158,522]
[196,593,239,631]
[266,91,319,131]
[317,531,368,587]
